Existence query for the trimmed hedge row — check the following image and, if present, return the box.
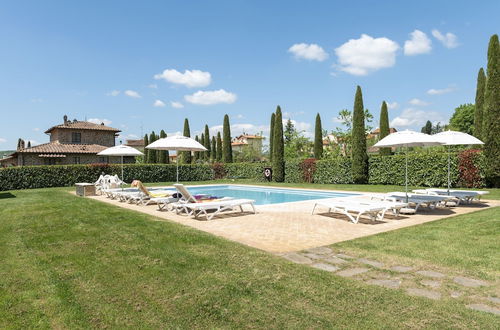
[0,152,485,191]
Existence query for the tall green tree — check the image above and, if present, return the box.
[216,132,223,162]
[272,106,285,182]
[143,134,149,162]
[474,68,486,139]
[182,118,192,164]
[158,130,169,164]
[211,136,216,161]
[222,114,233,163]
[449,104,475,135]
[484,34,500,187]
[193,136,200,162]
[204,125,211,160]
[314,113,323,159]
[284,119,294,144]
[378,101,391,155]
[351,86,368,184]
[200,133,205,161]
[269,112,275,162]
[421,120,432,134]
[147,131,157,163]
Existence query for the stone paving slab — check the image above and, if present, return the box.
[322,256,347,265]
[306,247,333,254]
[488,296,500,304]
[282,252,312,264]
[391,266,414,273]
[415,270,446,279]
[421,280,441,289]
[453,276,488,288]
[407,288,441,300]
[467,304,500,315]
[86,188,500,253]
[312,263,339,272]
[336,267,370,278]
[367,279,401,289]
[358,258,384,268]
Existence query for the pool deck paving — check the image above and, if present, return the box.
[85,186,499,254]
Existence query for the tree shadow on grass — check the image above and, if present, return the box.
[0,192,16,199]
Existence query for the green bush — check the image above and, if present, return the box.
[314,159,353,184]
[224,162,269,181]
[284,161,302,183]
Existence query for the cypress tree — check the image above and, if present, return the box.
[269,112,275,162]
[211,136,216,162]
[143,134,149,162]
[272,106,285,182]
[204,125,210,160]
[27,141,31,148]
[314,113,323,159]
[378,101,391,156]
[158,130,169,164]
[147,131,157,163]
[200,133,205,161]
[484,34,500,187]
[182,118,192,164]
[351,86,368,184]
[421,120,432,134]
[222,114,233,163]
[474,68,486,139]
[216,132,223,162]
[193,136,200,162]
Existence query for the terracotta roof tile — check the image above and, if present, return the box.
[125,139,145,147]
[18,142,108,154]
[45,121,121,134]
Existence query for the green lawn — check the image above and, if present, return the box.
[1,187,499,328]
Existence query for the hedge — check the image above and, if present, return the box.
[0,152,486,191]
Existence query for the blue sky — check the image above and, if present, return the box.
[0,0,499,149]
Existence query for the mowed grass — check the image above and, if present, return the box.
[1,188,499,328]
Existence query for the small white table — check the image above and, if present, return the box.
[75,183,96,196]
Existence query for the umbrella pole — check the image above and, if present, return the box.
[405,146,408,203]
[121,155,124,190]
[176,151,179,183]
[447,145,451,195]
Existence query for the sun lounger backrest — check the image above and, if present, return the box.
[173,184,197,203]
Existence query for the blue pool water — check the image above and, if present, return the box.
[181,185,358,205]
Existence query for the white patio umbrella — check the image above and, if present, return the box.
[374,130,444,199]
[145,135,207,182]
[433,130,484,194]
[97,144,144,181]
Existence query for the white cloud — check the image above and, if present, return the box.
[153,100,166,107]
[386,102,399,110]
[33,128,40,132]
[184,89,237,105]
[432,29,459,48]
[404,30,432,55]
[31,98,44,103]
[148,84,158,89]
[170,101,184,109]
[288,43,329,61]
[236,114,244,119]
[427,87,455,95]
[87,118,112,126]
[334,34,400,75]
[0,138,6,143]
[408,98,430,106]
[390,108,444,128]
[154,69,211,88]
[124,90,141,98]
[106,90,120,96]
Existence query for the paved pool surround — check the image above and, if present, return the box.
[85,184,499,253]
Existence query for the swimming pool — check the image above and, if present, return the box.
[184,185,358,205]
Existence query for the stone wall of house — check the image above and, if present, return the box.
[17,154,135,166]
[50,128,116,146]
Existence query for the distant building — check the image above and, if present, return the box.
[125,139,145,151]
[0,115,135,166]
[231,134,265,155]
[367,127,397,140]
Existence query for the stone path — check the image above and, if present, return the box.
[279,247,500,316]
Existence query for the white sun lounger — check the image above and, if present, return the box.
[422,188,488,204]
[311,199,386,224]
[385,192,454,211]
[362,195,409,217]
[173,198,256,220]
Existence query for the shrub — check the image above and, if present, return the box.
[284,161,302,183]
[224,162,269,181]
[314,159,353,184]
[457,149,485,188]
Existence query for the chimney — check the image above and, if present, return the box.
[63,115,68,125]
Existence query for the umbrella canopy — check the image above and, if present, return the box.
[97,144,144,157]
[146,135,207,151]
[97,145,143,182]
[146,136,207,182]
[374,130,444,200]
[374,130,443,148]
[433,130,484,146]
[432,130,484,194]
